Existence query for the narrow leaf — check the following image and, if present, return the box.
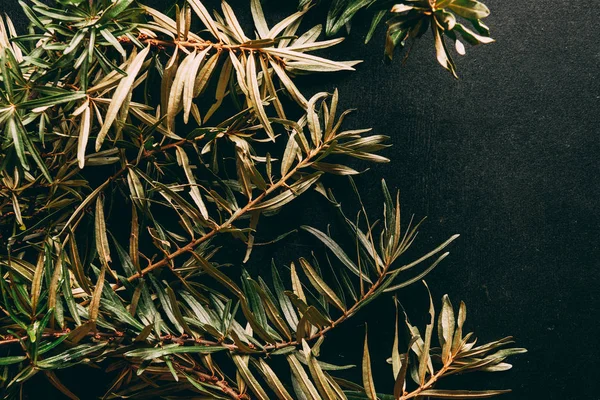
[96,46,150,151]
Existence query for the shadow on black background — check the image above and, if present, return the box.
[4,0,599,399]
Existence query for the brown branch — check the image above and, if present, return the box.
[115,144,328,290]
[143,37,280,54]
[400,362,452,399]
[0,330,227,348]
[258,260,393,353]
[182,367,247,400]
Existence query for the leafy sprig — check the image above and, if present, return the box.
[314,0,494,77]
[357,291,527,399]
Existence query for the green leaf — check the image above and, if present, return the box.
[0,356,26,366]
[7,115,29,172]
[384,252,449,293]
[124,344,226,360]
[255,358,294,400]
[0,257,35,283]
[303,340,337,400]
[249,278,292,341]
[36,343,108,369]
[191,254,243,299]
[288,353,321,400]
[19,92,87,111]
[99,29,126,57]
[366,10,386,44]
[301,226,372,283]
[232,355,269,400]
[98,0,134,22]
[326,0,374,36]
[272,261,299,329]
[298,258,345,312]
[166,286,196,339]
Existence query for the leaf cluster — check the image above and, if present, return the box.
[0,1,521,399]
[357,291,527,400]
[311,0,493,77]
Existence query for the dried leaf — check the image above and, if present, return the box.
[246,53,275,140]
[418,389,511,398]
[77,104,91,169]
[96,46,150,151]
[362,327,377,400]
[439,294,456,363]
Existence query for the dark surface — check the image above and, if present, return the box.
[5,0,600,399]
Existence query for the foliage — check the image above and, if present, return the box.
[305,0,494,77]
[355,291,527,399]
[0,0,522,399]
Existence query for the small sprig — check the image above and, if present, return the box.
[357,291,527,399]
[319,0,494,77]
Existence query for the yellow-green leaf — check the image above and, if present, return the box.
[362,328,377,400]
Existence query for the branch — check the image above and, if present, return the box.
[116,142,330,289]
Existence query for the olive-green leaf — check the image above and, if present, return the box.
[298,258,345,312]
[418,284,435,385]
[362,328,377,400]
[124,344,226,360]
[301,225,372,283]
[287,354,321,400]
[94,196,111,268]
[0,356,26,366]
[303,340,337,400]
[256,358,294,400]
[232,355,269,400]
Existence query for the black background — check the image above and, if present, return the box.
[4,0,600,399]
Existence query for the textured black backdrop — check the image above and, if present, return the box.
[4,1,600,399]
